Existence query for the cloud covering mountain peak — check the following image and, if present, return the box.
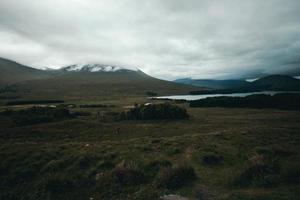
[0,0,300,80]
[61,64,138,72]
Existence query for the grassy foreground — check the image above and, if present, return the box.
[0,101,299,200]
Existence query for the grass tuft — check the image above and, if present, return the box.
[157,164,196,189]
[234,154,280,187]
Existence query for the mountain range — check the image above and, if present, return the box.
[1,57,299,104]
[174,78,251,89]
[175,75,300,92]
[0,58,198,103]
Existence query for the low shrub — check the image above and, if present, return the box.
[166,147,181,155]
[71,111,91,116]
[42,160,66,173]
[202,152,223,166]
[41,174,75,194]
[157,164,196,189]
[254,146,294,157]
[193,184,215,200]
[146,91,158,96]
[94,172,121,199]
[0,107,74,126]
[254,147,273,156]
[96,160,115,170]
[234,154,280,187]
[131,186,160,200]
[282,163,300,184]
[114,160,145,185]
[120,103,189,120]
[144,160,172,177]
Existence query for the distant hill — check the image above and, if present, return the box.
[0,58,199,102]
[174,78,251,89]
[177,75,300,95]
[252,75,300,91]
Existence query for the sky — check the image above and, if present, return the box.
[0,0,300,80]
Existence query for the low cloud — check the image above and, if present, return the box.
[0,0,300,79]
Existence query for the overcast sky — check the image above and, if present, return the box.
[0,0,300,80]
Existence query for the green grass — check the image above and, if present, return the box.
[0,102,299,200]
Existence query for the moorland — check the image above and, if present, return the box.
[0,58,299,200]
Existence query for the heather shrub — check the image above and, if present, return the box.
[157,164,196,189]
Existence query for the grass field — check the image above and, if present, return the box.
[0,99,299,200]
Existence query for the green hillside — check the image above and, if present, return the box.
[253,75,300,90]
[0,58,51,86]
[178,75,300,94]
[175,78,251,89]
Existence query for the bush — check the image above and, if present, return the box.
[234,154,280,187]
[96,160,115,170]
[146,91,158,96]
[282,163,300,184]
[41,174,75,195]
[254,146,294,157]
[42,160,66,173]
[202,152,223,166]
[0,107,73,126]
[166,147,181,155]
[93,173,120,199]
[254,147,273,156]
[114,160,145,185]
[144,160,172,178]
[120,103,189,120]
[157,164,196,189]
[131,186,160,200]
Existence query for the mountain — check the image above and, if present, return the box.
[252,75,300,91]
[0,57,50,85]
[179,75,300,95]
[60,64,138,73]
[174,78,251,89]
[0,58,199,102]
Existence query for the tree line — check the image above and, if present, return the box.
[190,93,300,110]
[120,103,189,120]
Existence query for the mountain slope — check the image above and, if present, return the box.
[175,78,251,89]
[9,71,198,101]
[176,75,300,94]
[252,75,300,90]
[0,59,199,102]
[0,57,50,86]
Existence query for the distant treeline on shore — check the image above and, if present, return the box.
[190,93,300,110]
[120,103,189,120]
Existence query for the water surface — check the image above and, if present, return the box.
[155,91,300,101]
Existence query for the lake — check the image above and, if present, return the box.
[154,91,300,101]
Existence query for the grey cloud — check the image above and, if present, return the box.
[0,0,300,80]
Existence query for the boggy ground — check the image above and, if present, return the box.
[0,102,299,200]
